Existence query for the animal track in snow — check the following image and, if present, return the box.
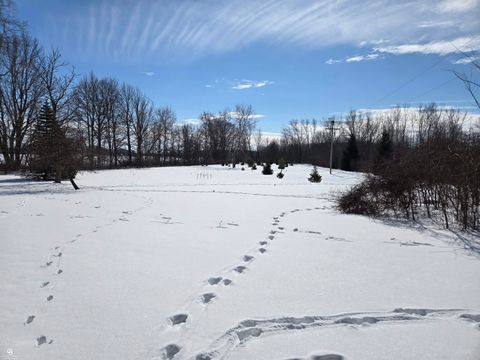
[161,344,181,359]
[201,293,216,304]
[150,206,335,359]
[195,354,212,360]
[324,235,351,242]
[208,277,222,285]
[36,336,52,346]
[170,314,188,326]
[57,269,63,275]
[400,241,434,247]
[47,295,54,301]
[234,266,247,273]
[310,355,344,360]
[40,281,50,288]
[24,315,35,325]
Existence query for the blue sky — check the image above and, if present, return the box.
[17,0,480,132]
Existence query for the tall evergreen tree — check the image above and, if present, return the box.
[376,129,392,161]
[30,101,80,188]
[341,133,359,171]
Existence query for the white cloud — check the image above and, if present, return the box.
[228,111,264,119]
[417,20,456,28]
[325,58,342,65]
[437,0,479,13]
[326,53,380,64]
[141,71,155,76]
[231,80,274,90]
[359,39,390,47]
[345,53,380,62]
[375,36,480,56]
[453,55,480,64]
[205,84,213,88]
[180,118,201,125]
[261,132,282,144]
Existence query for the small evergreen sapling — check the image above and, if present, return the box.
[308,166,322,183]
[277,170,284,179]
[262,162,273,175]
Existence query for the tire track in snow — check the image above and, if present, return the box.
[194,308,480,360]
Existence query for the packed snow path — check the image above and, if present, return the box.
[0,165,479,360]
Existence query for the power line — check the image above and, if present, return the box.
[406,76,456,104]
[371,56,447,108]
[370,34,480,108]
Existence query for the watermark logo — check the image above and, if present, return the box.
[0,346,17,360]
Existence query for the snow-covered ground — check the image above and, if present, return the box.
[0,165,479,360]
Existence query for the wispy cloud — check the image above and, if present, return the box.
[346,53,380,62]
[417,20,456,28]
[228,111,265,119]
[325,58,342,65]
[436,0,479,13]
[44,0,480,63]
[180,118,201,125]
[453,55,480,64]
[326,53,380,64]
[374,36,480,56]
[141,71,155,76]
[231,80,274,90]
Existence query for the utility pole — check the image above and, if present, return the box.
[329,118,339,174]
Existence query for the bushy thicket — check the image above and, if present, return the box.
[338,107,480,230]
